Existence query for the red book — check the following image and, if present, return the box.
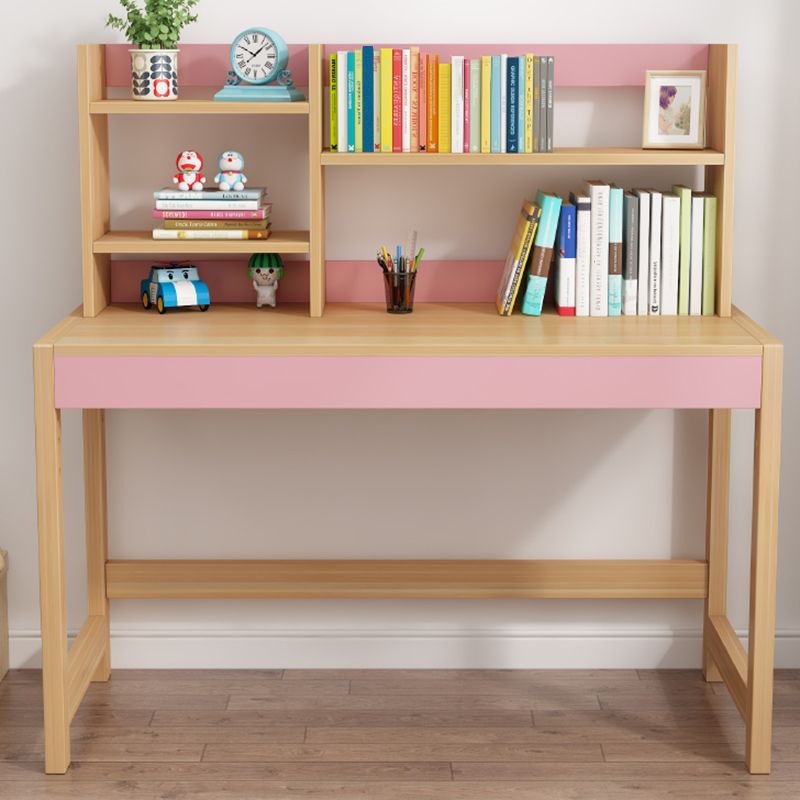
[463,58,470,153]
[152,207,270,220]
[391,48,402,153]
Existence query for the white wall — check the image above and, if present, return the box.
[2,0,798,668]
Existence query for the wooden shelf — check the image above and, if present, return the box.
[90,92,310,115]
[93,230,310,255]
[320,148,726,167]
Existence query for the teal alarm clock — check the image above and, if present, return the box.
[214,28,305,102]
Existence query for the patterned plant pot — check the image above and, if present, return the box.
[129,49,179,100]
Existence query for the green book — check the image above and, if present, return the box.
[673,184,692,314]
[702,195,717,315]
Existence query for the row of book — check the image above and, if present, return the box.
[151,188,272,239]
[497,183,717,317]
[329,48,555,154]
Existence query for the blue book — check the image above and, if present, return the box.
[516,55,525,154]
[608,185,624,316]
[490,55,501,153]
[554,203,577,315]
[506,57,518,152]
[520,191,563,316]
[346,51,355,153]
[362,46,374,153]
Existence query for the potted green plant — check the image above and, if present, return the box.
[106,0,200,101]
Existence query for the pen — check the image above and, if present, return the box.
[414,247,425,271]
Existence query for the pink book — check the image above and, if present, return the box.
[152,207,270,220]
[419,53,427,151]
[463,58,470,153]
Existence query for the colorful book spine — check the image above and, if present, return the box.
[155,198,263,211]
[524,54,534,153]
[702,195,717,315]
[673,184,692,314]
[660,193,680,315]
[649,190,662,315]
[418,53,427,150]
[163,218,269,230]
[451,55,464,154]
[496,201,541,316]
[362,46,374,154]
[153,208,269,220]
[346,50,355,152]
[438,62,452,153]
[570,191,591,317]
[463,58,470,153]
[490,55,501,153]
[410,47,420,152]
[608,184,623,316]
[153,227,270,240]
[391,48,402,152]
[480,56,491,153]
[622,191,639,315]
[469,58,480,153]
[538,56,547,153]
[499,54,507,153]
[516,56,525,154]
[506,56,518,153]
[689,193,705,316]
[545,56,554,153]
[427,54,439,152]
[634,189,651,315]
[380,48,393,153]
[520,191,563,315]
[336,50,348,153]
[401,48,411,152]
[153,188,265,201]
[329,53,337,151]
[586,180,610,316]
[554,203,576,316]
[354,49,363,153]
[373,51,380,151]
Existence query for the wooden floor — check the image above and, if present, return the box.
[1,669,799,798]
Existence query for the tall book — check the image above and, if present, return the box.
[480,56,491,153]
[634,189,651,315]
[532,57,541,153]
[379,48,393,153]
[701,195,717,315]
[545,56,554,152]
[570,191,591,316]
[499,54,508,153]
[329,53,337,151]
[463,58,470,153]
[495,200,542,316]
[649,191,662,314]
[427,54,439,152]
[586,180,610,316]
[622,191,639,315]
[451,55,464,154]
[469,58,481,153]
[524,54,534,153]
[438,62,452,153]
[401,48,411,152]
[418,53,427,150]
[506,56,518,153]
[410,47,420,152]
[520,191,563,316]
[391,48,402,152]
[336,50,348,153]
[490,55,501,153]
[689,192,705,316]
[672,184,692,314]
[516,56,525,154]
[354,48,363,153]
[608,184,623,316]
[346,50,355,152]
[554,202,576,316]
[362,46,374,154]
[538,56,547,153]
[661,193,680,315]
[373,51,380,151]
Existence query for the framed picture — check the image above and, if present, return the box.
[642,70,706,149]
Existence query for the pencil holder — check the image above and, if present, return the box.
[383,270,418,313]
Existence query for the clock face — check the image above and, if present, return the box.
[232,29,279,84]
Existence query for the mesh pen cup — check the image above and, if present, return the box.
[383,270,418,313]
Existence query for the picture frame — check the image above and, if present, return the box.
[642,70,707,149]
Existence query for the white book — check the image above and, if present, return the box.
[336,51,348,153]
[401,49,411,152]
[373,53,380,152]
[451,56,464,154]
[571,192,591,317]
[689,193,705,315]
[585,181,610,316]
[469,59,481,153]
[648,190,662,315]
[500,54,507,153]
[660,194,680,315]
[634,189,651,315]
[152,228,267,240]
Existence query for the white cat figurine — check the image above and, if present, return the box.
[252,267,279,308]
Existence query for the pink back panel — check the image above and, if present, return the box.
[55,354,761,410]
[104,44,310,88]
[322,44,708,87]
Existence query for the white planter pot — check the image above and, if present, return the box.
[129,48,179,100]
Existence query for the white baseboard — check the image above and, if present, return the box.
[10,628,800,669]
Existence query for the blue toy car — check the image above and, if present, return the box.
[140,263,210,314]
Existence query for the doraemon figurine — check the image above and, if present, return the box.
[173,150,205,191]
[215,151,248,191]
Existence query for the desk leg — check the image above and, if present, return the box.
[703,409,731,682]
[83,410,110,681]
[746,342,783,774]
[33,344,70,774]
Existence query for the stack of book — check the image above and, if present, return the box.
[330,48,554,155]
[497,183,717,318]
[151,187,272,240]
